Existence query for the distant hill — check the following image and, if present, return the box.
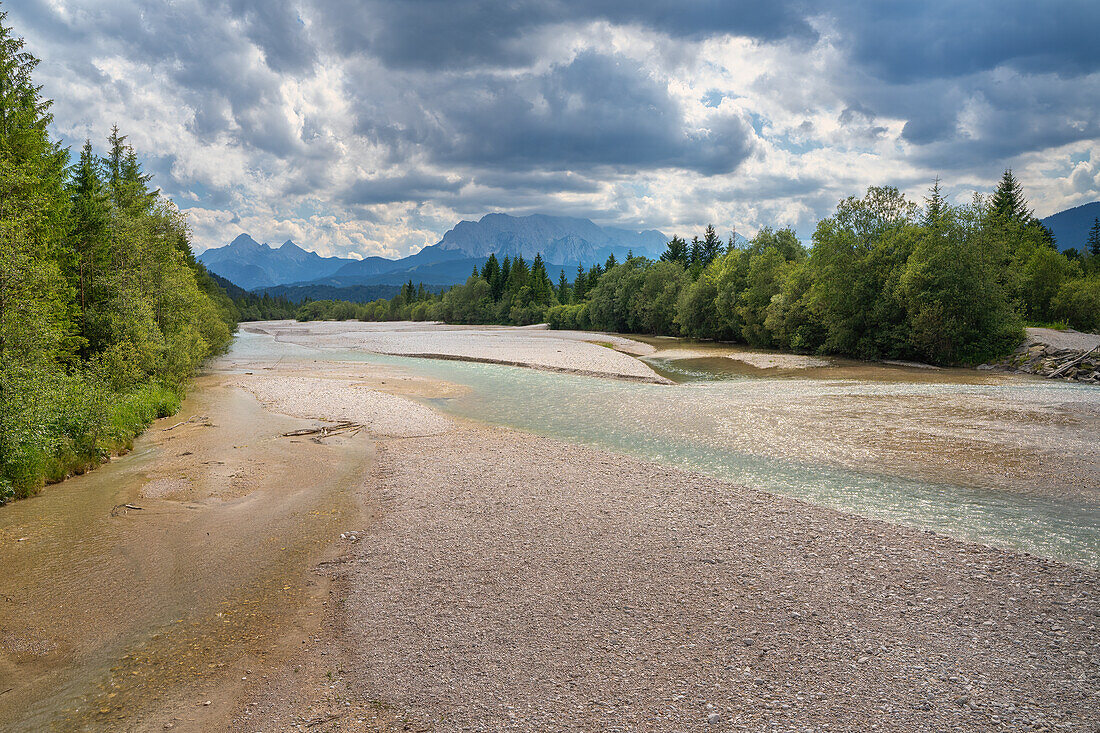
[257,283,406,304]
[1040,202,1100,252]
[198,234,354,290]
[201,214,674,292]
[207,271,250,299]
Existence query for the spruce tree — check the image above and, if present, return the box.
[660,235,688,265]
[573,263,586,302]
[68,140,110,353]
[0,12,74,492]
[923,176,946,227]
[529,253,553,305]
[700,224,722,266]
[989,169,1031,223]
[1088,218,1100,256]
[557,269,569,304]
[689,236,702,267]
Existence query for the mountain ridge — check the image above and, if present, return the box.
[1040,201,1100,252]
[199,213,673,291]
[198,234,351,290]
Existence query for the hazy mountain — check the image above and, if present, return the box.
[198,234,354,290]
[1040,202,1100,252]
[430,213,667,263]
[204,214,673,292]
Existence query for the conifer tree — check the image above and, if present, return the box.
[700,224,722,266]
[989,169,1031,223]
[689,236,702,267]
[557,269,570,304]
[529,253,553,305]
[660,235,688,265]
[68,140,110,353]
[573,263,587,302]
[0,12,74,491]
[923,176,946,228]
[1087,218,1100,257]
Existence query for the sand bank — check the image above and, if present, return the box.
[243,320,669,383]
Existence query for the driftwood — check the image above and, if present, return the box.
[162,415,210,431]
[110,503,144,517]
[1048,345,1099,378]
[282,421,363,440]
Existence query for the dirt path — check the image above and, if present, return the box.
[235,423,1099,732]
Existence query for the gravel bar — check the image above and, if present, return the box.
[238,423,1099,732]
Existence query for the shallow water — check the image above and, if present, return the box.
[0,381,371,731]
[230,329,1100,569]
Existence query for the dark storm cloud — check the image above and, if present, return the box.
[226,0,316,74]
[313,0,815,70]
[352,51,755,175]
[6,0,1096,251]
[343,172,464,205]
[832,0,1100,84]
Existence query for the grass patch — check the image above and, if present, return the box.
[2,381,184,504]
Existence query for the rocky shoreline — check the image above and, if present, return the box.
[981,328,1100,383]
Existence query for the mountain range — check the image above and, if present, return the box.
[198,235,350,291]
[1040,201,1100,252]
[198,213,672,294]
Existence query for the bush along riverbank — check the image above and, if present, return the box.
[297,176,1099,368]
[0,16,236,503]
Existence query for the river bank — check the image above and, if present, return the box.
[0,376,377,731]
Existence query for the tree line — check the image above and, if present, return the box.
[0,14,236,501]
[301,173,1099,365]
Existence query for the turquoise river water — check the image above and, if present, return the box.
[228,330,1100,568]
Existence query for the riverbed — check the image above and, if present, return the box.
[1,321,1097,731]
[237,321,1100,567]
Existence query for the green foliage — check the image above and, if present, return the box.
[1051,276,1100,332]
[0,13,236,500]
[301,175,1093,367]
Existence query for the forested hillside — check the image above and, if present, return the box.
[0,15,236,501]
[301,176,1100,365]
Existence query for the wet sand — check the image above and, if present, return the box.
[0,377,384,731]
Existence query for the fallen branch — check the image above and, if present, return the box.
[305,712,343,727]
[0,688,11,696]
[1047,345,1098,378]
[162,415,209,432]
[282,422,363,439]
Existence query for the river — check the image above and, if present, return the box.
[1,324,1097,730]
[232,327,1100,568]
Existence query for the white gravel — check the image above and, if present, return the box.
[1026,327,1100,352]
[238,424,1100,732]
[230,373,453,437]
[245,320,667,382]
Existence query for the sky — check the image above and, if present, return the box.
[9,0,1100,258]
